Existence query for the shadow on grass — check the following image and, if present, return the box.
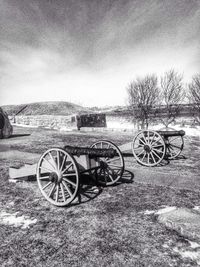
[136,158,170,168]
[114,169,134,185]
[168,154,187,161]
[68,169,134,208]
[10,134,31,138]
[71,174,104,207]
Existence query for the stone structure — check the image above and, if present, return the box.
[0,107,13,138]
[12,113,107,130]
[12,115,77,130]
[76,113,106,130]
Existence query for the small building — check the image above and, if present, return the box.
[72,113,107,130]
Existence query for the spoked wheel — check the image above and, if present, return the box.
[36,148,79,207]
[158,127,184,159]
[90,140,124,186]
[132,130,166,167]
[164,135,184,159]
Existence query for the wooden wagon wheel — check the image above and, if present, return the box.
[158,127,184,159]
[36,148,79,207]
[164,134,184,159]
[132,130,166,167]
[90,140,124,186]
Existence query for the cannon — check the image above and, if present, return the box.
[131,129,185,167]
[36,140,124,206]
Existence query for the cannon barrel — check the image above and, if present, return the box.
[157,130,185,137]
[64,145,117,158]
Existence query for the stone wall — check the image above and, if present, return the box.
[11,114,108,131]
[12,115,78,130]
[11,114,137,131]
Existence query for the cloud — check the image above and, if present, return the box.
[0,0,200,106]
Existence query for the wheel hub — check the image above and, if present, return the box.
[144,144,151,153]
[99,160,107,168]
[49,172,63,184]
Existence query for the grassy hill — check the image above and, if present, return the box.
[2,101,90,116]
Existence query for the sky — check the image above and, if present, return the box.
[0,0,200,107]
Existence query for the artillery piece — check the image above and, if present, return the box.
[36,140,124,207]
[132,129,185,167]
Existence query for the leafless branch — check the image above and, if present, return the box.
[127,74,159,129]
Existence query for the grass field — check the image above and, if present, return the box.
[0,126,200,266]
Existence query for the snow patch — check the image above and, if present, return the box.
[193,206,200,211]
[143,210,156,215]
[0,211,37,229]
[155,206,177,215]
[143,206,176,215]
[12,123,38,128]
[188,240,200,249]
[173,247,200,264]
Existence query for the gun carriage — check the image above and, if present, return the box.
[132,129,185,167]
[36,140,124,207]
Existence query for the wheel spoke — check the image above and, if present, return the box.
[105,169,114,181]
[48,152,58,171]
[57,151,60,170]
[42,181,52,190]
[150,151,156,163]
[63,177,76,187]
[60,154,67,172]
[60,183,66,202]
[107,144,111,149]
[42,157,55,172]
[62,163,73,174]
[152,150,162,160]
[108,166,121,176]
[167,145,173,152]
[150,132,156,145]
[48,183,56,198]
[152,148,164,154]
[151,143,163,148]
[139,137,146,146]
[147,153,150,164]
[55,184,59,202]
[39,175,50,180]
[169,144,181,149]
[108,163,121,169]
[106,157,120,164]
[141,152,147,162]
[40,166,54,173]
[167,146,173,156]
[136,149,145,158]
[142,133,148,144]
[62,181,73,197]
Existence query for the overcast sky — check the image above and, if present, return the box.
[0,0,199,107]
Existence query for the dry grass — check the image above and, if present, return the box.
[0,126,200,266]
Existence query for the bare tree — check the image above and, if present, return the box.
[127,74,159,129]
[188,74,200,125]
[159,69,185,128]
